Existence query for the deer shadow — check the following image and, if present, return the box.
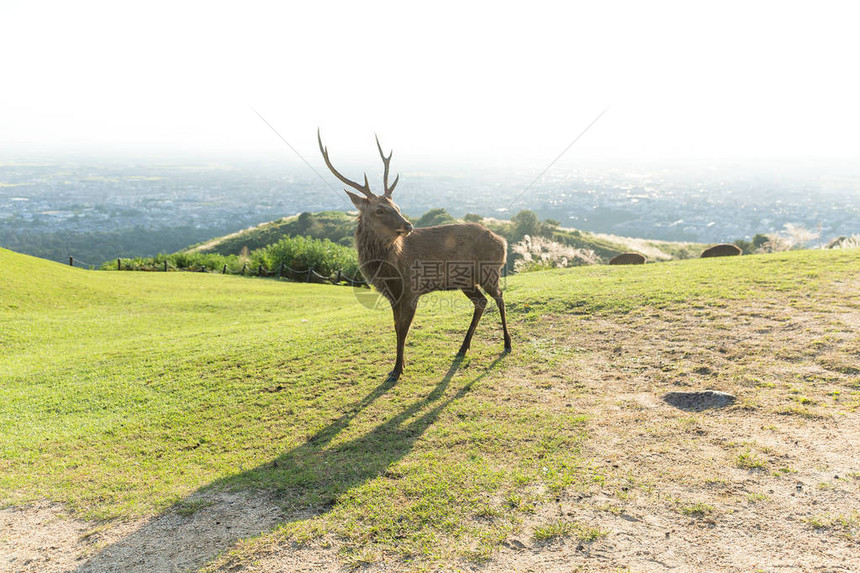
[74,354,506,572]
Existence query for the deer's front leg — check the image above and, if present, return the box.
[388,299,417,381]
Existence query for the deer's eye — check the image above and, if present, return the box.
[375,208,385,215]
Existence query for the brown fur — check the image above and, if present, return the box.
[609,252,646,265]
[700,243,742,258]
[319,133,511,380]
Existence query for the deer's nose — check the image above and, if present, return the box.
[403,223,414,235]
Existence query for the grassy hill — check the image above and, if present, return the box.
[1,247,858,571]
[184,209,704,263]
[187,211,357,255]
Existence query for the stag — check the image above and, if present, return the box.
[318,131,512,381]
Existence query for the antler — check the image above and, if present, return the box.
[318,129,374,198]
[375,134,399,197]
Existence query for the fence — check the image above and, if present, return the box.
[67,256,368,287]
[68,256,101,270]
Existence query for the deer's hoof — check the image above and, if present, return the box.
[503,345,512,354]
[386,371,401,383]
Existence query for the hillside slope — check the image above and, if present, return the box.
[1,247,858,572]
[186,211,356,255]
[185,209,705,262]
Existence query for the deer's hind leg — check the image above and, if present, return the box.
[458,287,488,356]
[481,280,512,353]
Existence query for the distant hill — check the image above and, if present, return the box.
[1,225,226,269]
[186,211,356,256]
[184,209,705,264]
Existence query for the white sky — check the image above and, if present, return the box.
[2,1,859,167]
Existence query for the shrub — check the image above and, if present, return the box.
[102,236,359,280]
[415,208,455,228]
[734,239,754,254]
[511,210,540,240]
[827,234,860,250]
[253,235,359,278]
[103,252,244,272]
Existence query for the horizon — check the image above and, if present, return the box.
[3,146,859,179]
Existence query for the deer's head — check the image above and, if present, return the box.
[318,130,413,241]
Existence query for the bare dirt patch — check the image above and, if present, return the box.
[485,293,860,571]
[1,492,284,573]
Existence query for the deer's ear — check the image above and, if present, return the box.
[345,190,368,210]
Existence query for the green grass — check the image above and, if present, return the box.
[746,492,771,504]
[803,513,859,539]
[533,519,607,542]
[504,249,857,319]
[737,449,768,471]
[0,247,590,562]
[679,502,715,517]
[1,246,858,567]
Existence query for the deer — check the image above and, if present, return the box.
[700,243,742,258]
[318,130,512,381]
[609,252,646,265]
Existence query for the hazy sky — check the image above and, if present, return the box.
[2,1,859,167]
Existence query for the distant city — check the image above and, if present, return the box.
[1,155,858,265]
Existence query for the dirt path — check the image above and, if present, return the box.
[2,284,858,572]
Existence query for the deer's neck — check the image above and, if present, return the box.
[355,218,404,265]
[355,217,405,294]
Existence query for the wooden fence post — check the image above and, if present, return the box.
[117,258,121,271]
[279,262,285,278]
[222,264,227,274]
[164,260,168,272]
[69,256,74,267]
[241,262,247,275]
